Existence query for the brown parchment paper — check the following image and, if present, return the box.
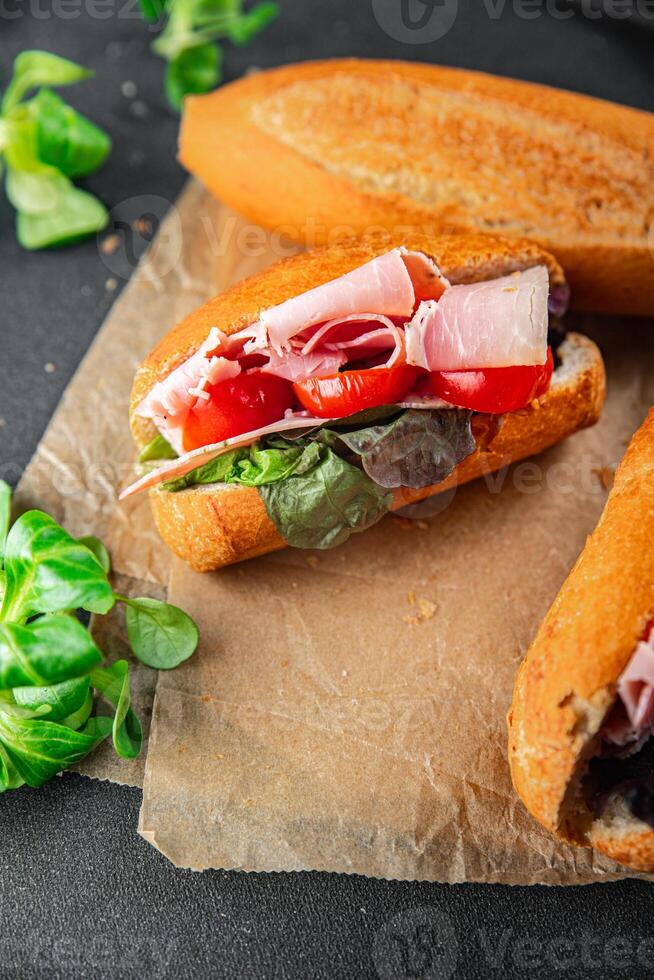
[15,179,654,881]
[137,322,654,882]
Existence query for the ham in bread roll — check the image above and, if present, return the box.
[179,59,654,317]
[508,412,654,872]
[123,233,605,571]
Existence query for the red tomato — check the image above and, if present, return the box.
[419,347,554,414]
[182,372,294,451]
[293,364,418,419]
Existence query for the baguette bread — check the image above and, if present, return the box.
[508,412,654,871]
[129,232,605,571]
[179,58,654,317]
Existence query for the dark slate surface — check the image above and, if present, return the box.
[1,3,653,978]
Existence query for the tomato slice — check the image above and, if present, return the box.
[182,371,294,452]
[419,348,554,414]
[293,364,418,419]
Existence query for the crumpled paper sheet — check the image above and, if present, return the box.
[137,325,653,881]
[15,178,654,881]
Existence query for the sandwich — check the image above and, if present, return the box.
[508,411,654,872]
[179,58,654,317]
[122,232,605,571]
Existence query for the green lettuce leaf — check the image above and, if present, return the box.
[1,510,115,620]
[138,433,177,464]
[158,408,477,549]
[260,448,392,550]
[11,676,91,724]
[30,88,111,179]
[162,441,321,492]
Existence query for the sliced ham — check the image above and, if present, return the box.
[132,252,552,472]
[604,629,654,746]
[120,413,332,500]
[406,265,549,371]
[259,348,346,382]
[137,328,241,453]
[301,314,405,369]
[251,248,439,353]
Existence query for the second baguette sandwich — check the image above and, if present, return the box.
[121,232,604,570]
[509,412,654,872]
[180,59,654,317]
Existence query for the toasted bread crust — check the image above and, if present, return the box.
[130,232,564,446]
[146,333,604,572]
[508,411,654,867]
[590,823,654,874]
[179,59,654,317]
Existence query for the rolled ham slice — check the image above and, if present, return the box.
[248,248,447,353]
[406,265,549,371]
[604,629,654,746]
[137,327,241,453]
[259,348,346,382]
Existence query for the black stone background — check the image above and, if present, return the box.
[1,2,653,978]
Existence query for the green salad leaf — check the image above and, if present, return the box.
[0,51,110,250]
[260,448,392,550]
[162,440,321,492]
[77,535,111,575]
[32,88,111,178]
[138,433,178,465]
[333,409,476,490]
[0,481,11,562]
[140,0,279,110]
[0,616,103,689]
[1,511,115,621]
[1,51,92,114]
[0,712,112,788]
[159,407,478,548]
[119,596,199,670]
[91,662,142,759]
[12,676,92,724]
[165,43,222,110]
[0,484,199,793]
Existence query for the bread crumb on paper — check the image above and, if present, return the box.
[403,595,437,625]
[392,516,414,530]
[306,556,319,568]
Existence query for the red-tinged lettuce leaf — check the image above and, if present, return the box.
[333,409,476,489]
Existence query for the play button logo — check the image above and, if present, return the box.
[372,0,459,43]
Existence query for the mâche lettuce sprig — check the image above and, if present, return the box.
[138,0,279,109]
[0,481,199,792]
[0,51,110,249]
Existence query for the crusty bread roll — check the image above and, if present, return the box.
[508,412,654,871]
[129,232,605,571]
[179,59,654,317]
